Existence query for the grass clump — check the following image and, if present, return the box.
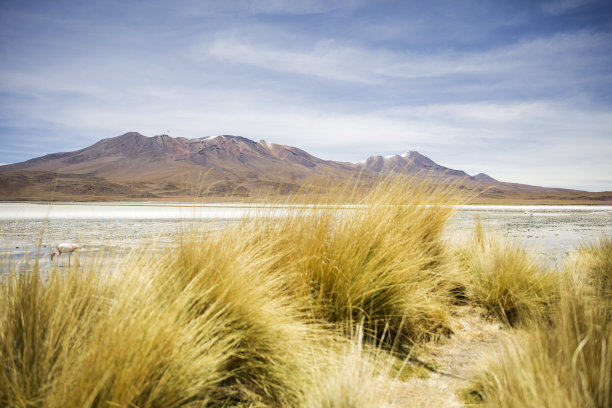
[470,294,611,408]
[246,176,460,347]
[145,230,320,407]
[457,222,559,325]
[0,232,320,407]
[468,237,612,408]
[0,244,401,408]
[0,266,115,407]
[573,235,612,304]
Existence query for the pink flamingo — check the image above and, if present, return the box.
[51,243,81,266]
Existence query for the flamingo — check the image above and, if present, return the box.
[51,243,81,266]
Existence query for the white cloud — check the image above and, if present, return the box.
[205,29,610,87]
[208,38,382,84]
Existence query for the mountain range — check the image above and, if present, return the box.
[1,132,610,203]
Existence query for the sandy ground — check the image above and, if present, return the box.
[388,307,503,407]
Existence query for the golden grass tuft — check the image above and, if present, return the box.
[0,267,115,407]
[470,294,611,408]
[242,176,460,347]
[456,222,560,325]
[0,236,320,407]
[575,235,612,304]
[469,237,612,408]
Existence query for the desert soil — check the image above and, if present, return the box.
[388,307,503,407]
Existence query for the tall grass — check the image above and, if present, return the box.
[575,235,612,305]
[0,175,461,406]
[0,265,115,407]
[0,240,319,407]
[242,176,460,347]
[469,236,612,408]
[456,221,559,325]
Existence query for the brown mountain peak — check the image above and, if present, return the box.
[473,173,496,182]
[3,131,599,202]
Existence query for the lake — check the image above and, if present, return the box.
[1,202,611,270]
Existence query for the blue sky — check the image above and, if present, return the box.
[1,0,611,191]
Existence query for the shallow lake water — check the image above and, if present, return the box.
[1,202,611,271]
[447,206,612,264]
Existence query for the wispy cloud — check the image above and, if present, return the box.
[208,38,381,84]
[206,29,611,91]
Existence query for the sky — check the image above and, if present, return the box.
[1,0,611,191]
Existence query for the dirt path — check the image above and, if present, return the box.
[388,307,504,407]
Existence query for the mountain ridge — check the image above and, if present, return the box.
[2,132,610,203]
[4,131,491,179]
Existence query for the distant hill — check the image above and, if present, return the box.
[1,132,610,203]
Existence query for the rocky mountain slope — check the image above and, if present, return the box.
[5,132,353,179]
